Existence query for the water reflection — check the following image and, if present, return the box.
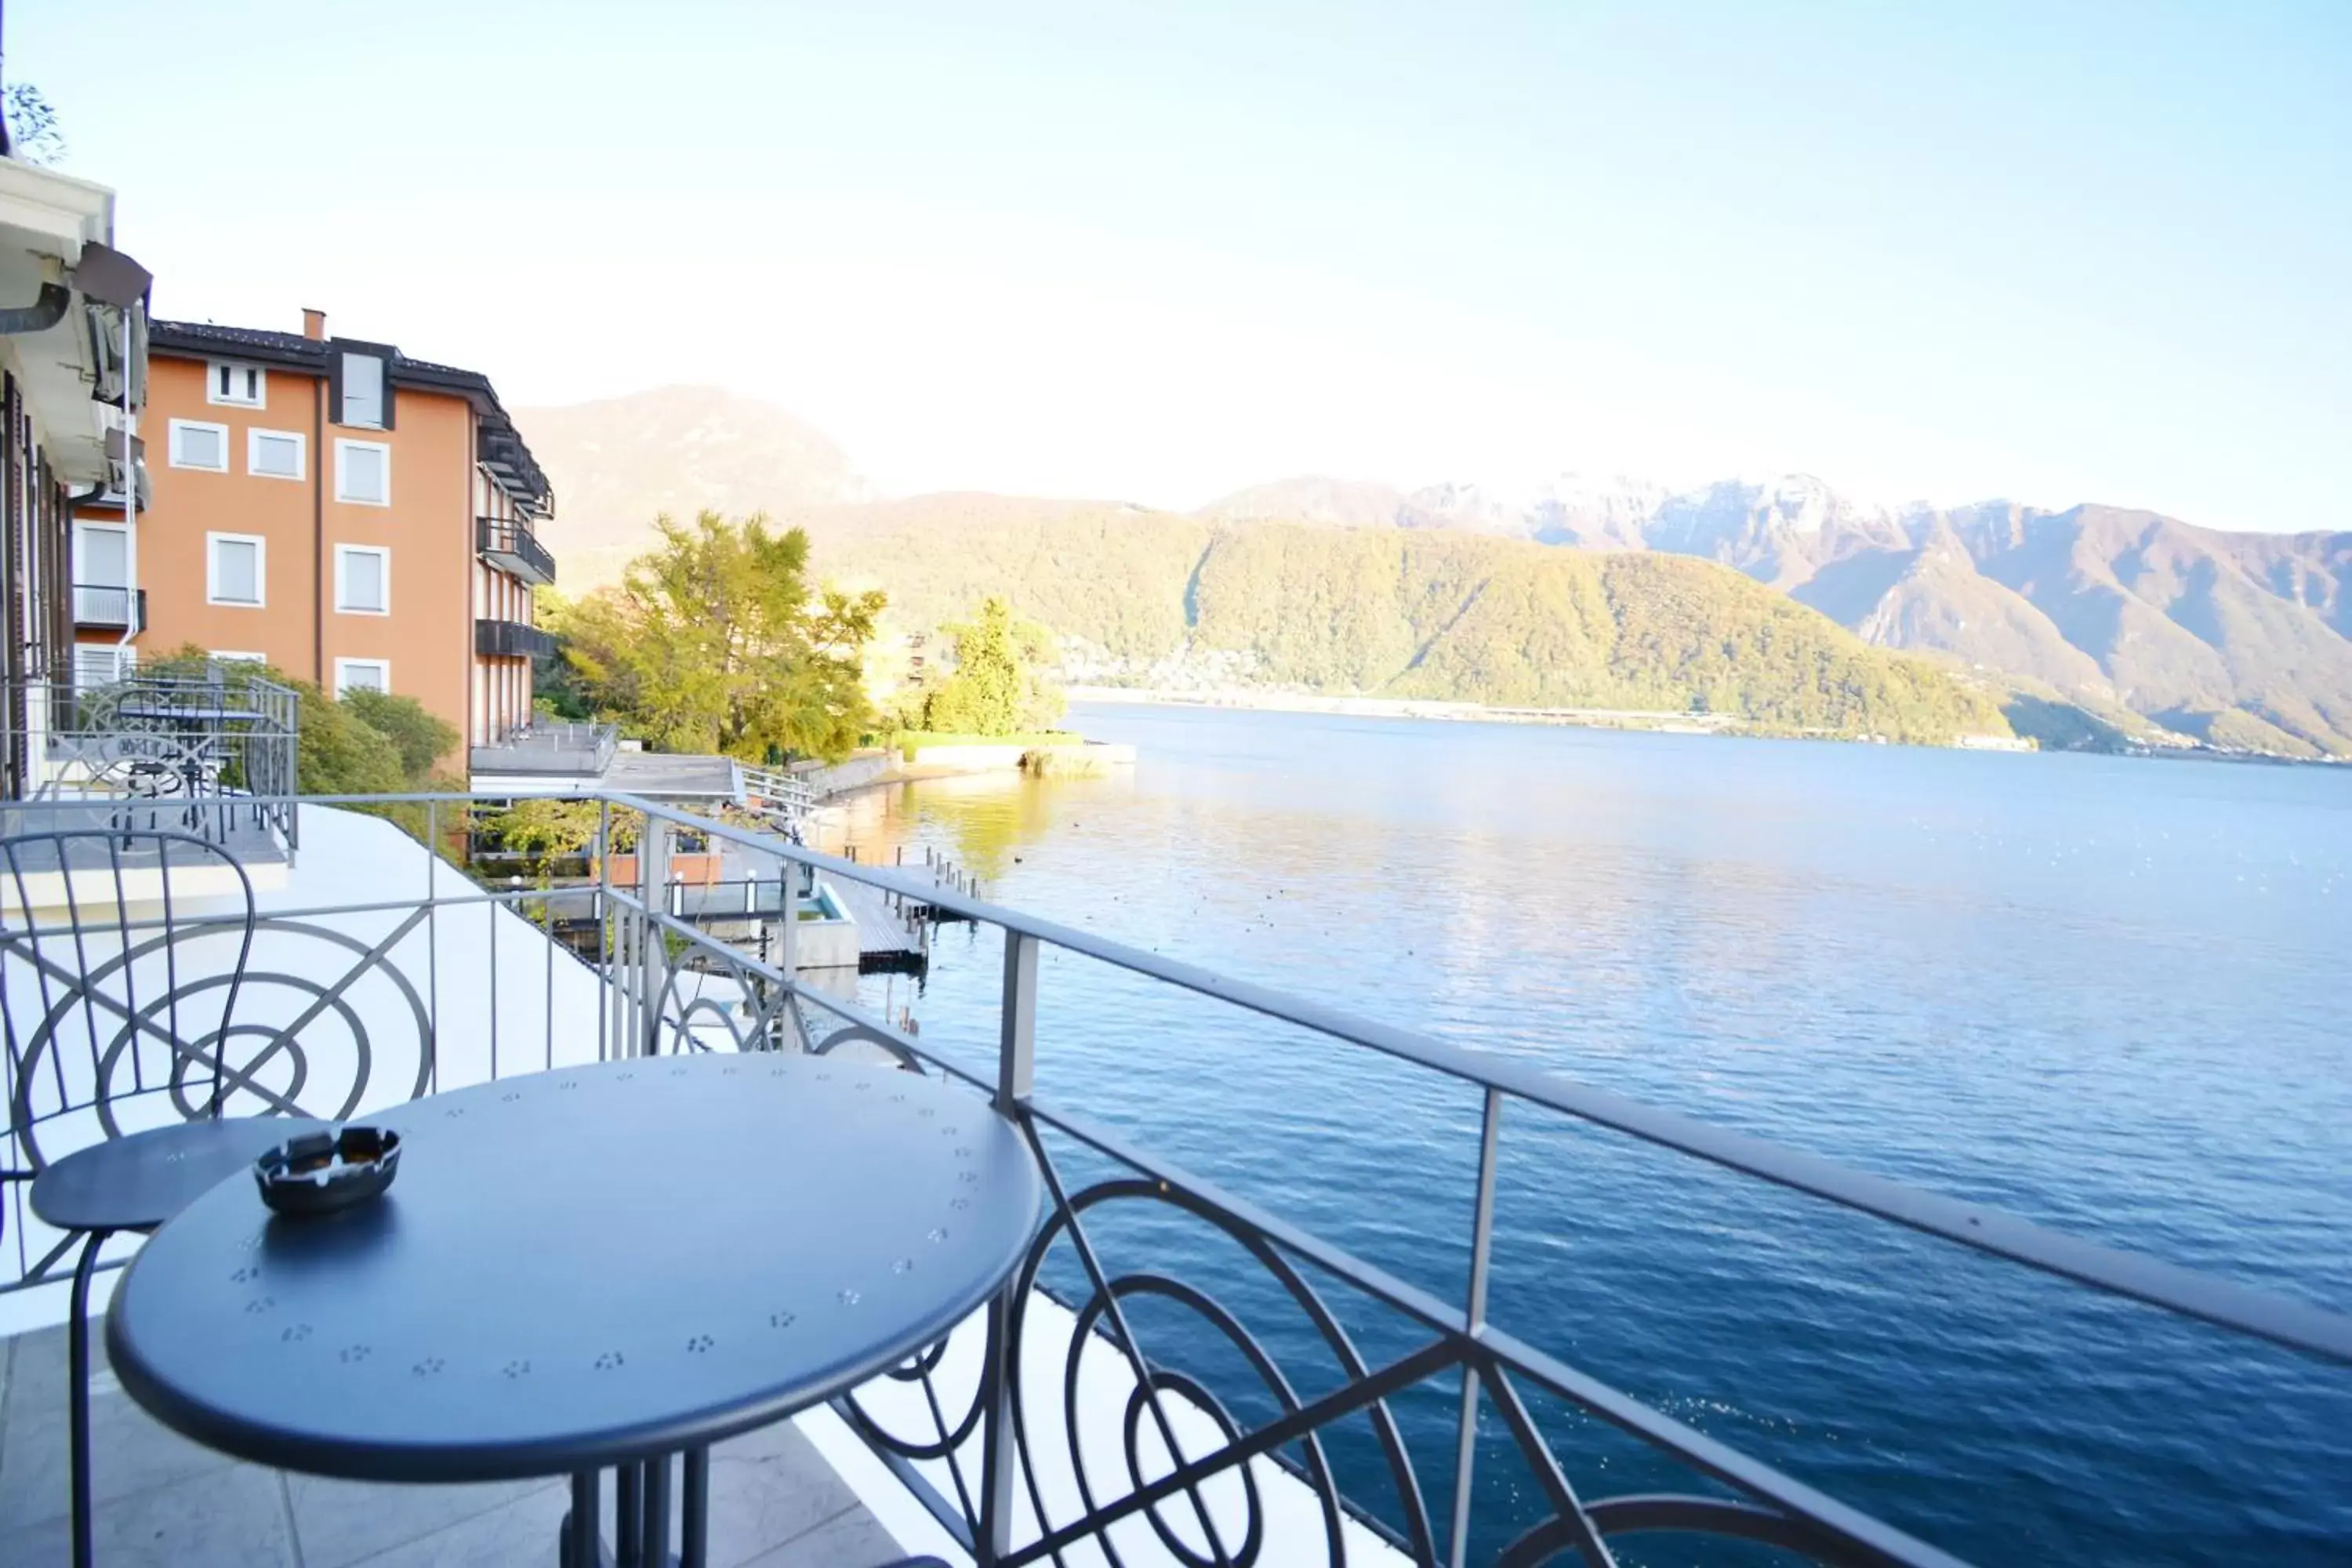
[819,704,2351,1564]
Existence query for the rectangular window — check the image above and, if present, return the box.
[248,428,306,481]
[338,352,386,428]
[334,658,390,697]
[336,439,390,505]
[206,532,265,607]
[169,419,229,472]
[207,361,264,408]
[336,544,390,614]
[74,523,129,586]
[74,644,137,691]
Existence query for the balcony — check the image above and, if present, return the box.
[0,666,300,862]
[477,515,556,586]
[475,617,557,659]
[70,583,143,631]
[469,717,619,779]
[0,789,2342,1568]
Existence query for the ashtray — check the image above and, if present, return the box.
[254,1126,401,1218]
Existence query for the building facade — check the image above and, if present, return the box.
[70,310,555,753]
[0,156,149,800]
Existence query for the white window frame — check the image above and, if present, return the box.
[334,543,392,615]
[72,520,132,586]
[205,531,267,608]
[334,658,390,698]
[169,419,230,473]
[246,426,307,481]
[335,438,392,506]
[74,644,138,691]
[206,361,266,408]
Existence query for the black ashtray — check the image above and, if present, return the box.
[254,1126,401,1218]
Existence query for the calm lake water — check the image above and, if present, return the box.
[827,702,2352,1566]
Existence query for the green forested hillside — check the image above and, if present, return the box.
[803,507,2010,743]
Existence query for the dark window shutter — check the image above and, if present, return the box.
[328,350,344,423]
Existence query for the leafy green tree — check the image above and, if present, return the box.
[526,588,596,722]
[556,513,884,761]
[142,648,410,793]
[341,688,460,782]
[919,597,1065,735]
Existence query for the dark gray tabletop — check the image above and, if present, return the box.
[107,1053,1042,1482]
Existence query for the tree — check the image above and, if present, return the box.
[919,597,1065,735]
[557,513,884,761]
[140,647,448,793]
[4,85,66,167]
[342,688,459,782]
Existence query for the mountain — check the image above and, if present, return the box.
[1196,477,1416,531]
[514,387,2350,756]
[1195,474,2352,755]
[782,503,2008,743]
[514,387,866,590]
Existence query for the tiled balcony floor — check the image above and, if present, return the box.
[0,1319,906,1566]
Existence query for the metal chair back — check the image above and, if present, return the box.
[0,828,259,1174]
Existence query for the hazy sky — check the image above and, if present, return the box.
[15,2,2350,528]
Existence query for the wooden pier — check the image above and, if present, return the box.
[824,842,981,972]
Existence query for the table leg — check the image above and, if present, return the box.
[617,1464,644,1567]
[642,1455,670,1565]
[681,1449,710,1568]
[562,1470,600,1568]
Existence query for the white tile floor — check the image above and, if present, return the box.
[0,1319,912,1567]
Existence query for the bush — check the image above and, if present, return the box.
[139,646,444,794]
[342,688,459,781]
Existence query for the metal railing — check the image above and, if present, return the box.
[470,718,620,777]
[0,669,300,852]
[70,583,144,630]
[476,515,557,586]
[1,789,2346,1568]
[475,618,560,659]
[735,762,814,822]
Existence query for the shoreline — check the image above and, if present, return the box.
[1065,685,1996,746]
[1066,684,1733,731]
[1063,686,2346,765]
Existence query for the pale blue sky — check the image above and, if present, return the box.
[14,1,2350,528]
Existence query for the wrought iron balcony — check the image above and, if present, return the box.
[474,617,557,659]
[477,515,556,586]
[1,791,2345,1566]
[71,583,143,630]
[0,666,300,854]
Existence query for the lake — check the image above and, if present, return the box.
[822,702,2352,1566]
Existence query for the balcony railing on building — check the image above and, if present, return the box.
[3,787,2344,1567]
[476,617,558,659]
[70,583,144,631]
[0,666,300,856]
[477,515,557,586]
[469,717,619,778]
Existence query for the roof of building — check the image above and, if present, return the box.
[148,318,553,517]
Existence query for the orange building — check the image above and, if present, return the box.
[70,309,556,757]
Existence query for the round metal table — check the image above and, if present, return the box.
[107,1052,1043,1566]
